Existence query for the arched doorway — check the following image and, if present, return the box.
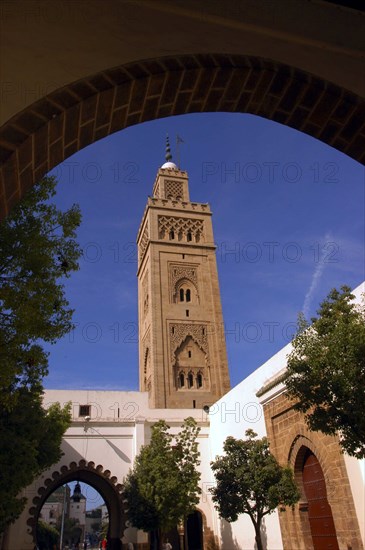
[161,510,204,550]
[27,460,125,550]
[302,450,339,550]
[186,510,203,550]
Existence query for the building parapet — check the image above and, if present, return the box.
[256,367,287,405]
[148,196,211,213]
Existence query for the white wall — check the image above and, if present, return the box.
[207,345,292,550]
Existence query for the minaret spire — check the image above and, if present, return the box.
[165,134,173,162]
[161,134,178,169]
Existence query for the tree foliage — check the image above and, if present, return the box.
[210,430,299,550]
[56,516,82,547]
[36,519,59,550]
[0,395,71,533]
[0,175,81,408]
[286,285,365,458]
[0,176,81,531]
[123,418,201,548]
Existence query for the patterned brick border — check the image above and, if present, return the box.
[1,53,364,218]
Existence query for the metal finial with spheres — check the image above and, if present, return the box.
[161,135,178,169]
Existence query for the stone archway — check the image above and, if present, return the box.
[1,53,364,218]
[27,459,126,550]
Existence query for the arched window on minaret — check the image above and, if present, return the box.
[197,372,203,388]
[169,229,175,240]
[179,372,185,388]
[187,372,194,388]
[176,280,197,304]
[187,231,192,242]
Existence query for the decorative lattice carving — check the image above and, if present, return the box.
[142,270,149,317]
[158,215,203,240]
[164,180,183,200]
[170,323,209,364]
[138,222,149,264]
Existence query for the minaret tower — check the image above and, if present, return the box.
[137,138,230,409]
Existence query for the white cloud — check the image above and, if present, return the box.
[302,232,332,318]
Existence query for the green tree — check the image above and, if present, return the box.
[56,517,82,547]
[0,175,81,408]
[0,396,71,533]
[123,417,201,549]
[210,430,300,550]
[286,285,365,458]
[86,508,102,519]
[0,176,81,532]
[36,519,59,550]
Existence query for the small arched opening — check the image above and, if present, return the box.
[176,279,197,305]
[179,372,185,388]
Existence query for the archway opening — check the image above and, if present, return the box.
[28,463,125,550]
[37,481,108,550]
[186,510,203,550]
[30,110,364,394]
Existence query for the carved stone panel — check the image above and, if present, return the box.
[169,323,209,364]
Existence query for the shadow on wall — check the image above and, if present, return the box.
[220,517,268,550]
[220,519,240,550]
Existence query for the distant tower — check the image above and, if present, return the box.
[69,482,86,539]
[137,138,230,408]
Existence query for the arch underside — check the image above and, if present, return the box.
[0,53,364,218]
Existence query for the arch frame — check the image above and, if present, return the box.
[1,53,364,218]
[288,434,337,504]
[27,459,126,550]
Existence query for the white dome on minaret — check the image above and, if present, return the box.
[161,161,178,169]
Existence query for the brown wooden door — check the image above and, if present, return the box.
[302,451,339,550]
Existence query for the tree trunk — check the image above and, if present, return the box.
[254,519,264,550]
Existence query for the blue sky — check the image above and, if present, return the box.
[44,112,364,391]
